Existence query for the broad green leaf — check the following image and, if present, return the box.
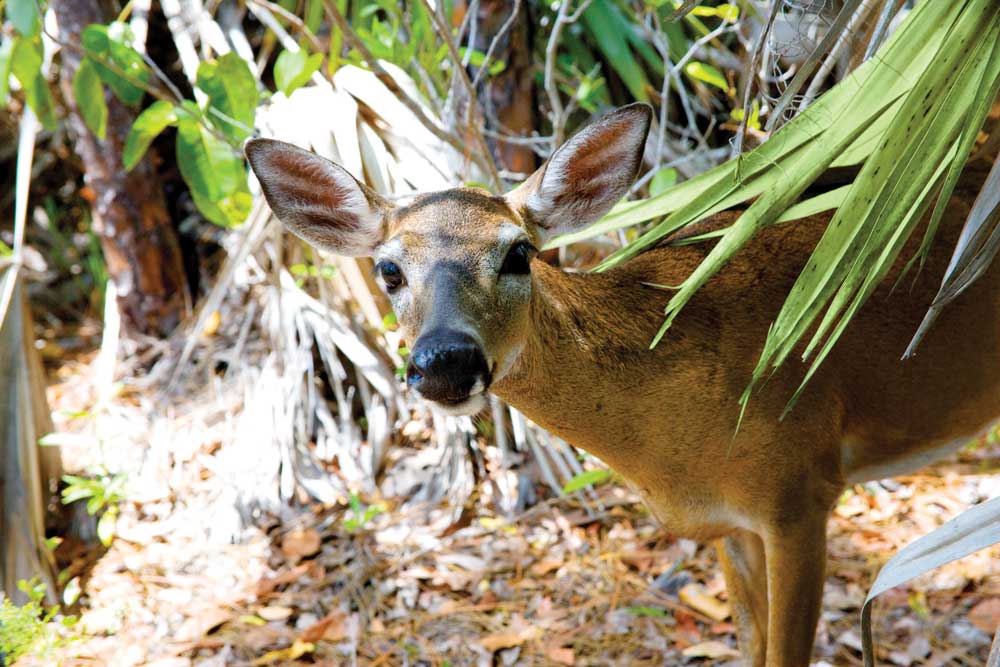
[123,100,178,170]
[581,0,651,102]
[10,36,56,129]
[7,0,41,37]
[684,62,729,91]
[81,23,151,106]
[273,48,323,97]
[0,36,15,102]
[196,52,258,142]
[73,58,108,140]
[649,168,678,197]
[562,469,611,494]
[716,4,739,21]
[176,114,252,227]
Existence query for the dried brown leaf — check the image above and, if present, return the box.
[281,528,322,560]
[679,583,731,622]
[970,598,1000,634]
[682,640,740,659]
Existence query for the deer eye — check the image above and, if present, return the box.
[500,241,536,275]
[377,260,404,291]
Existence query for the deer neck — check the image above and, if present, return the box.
[491,258,686,463]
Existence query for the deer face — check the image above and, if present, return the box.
[245,103,651,415]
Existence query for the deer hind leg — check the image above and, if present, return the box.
[716,529,768,667]
[762,513,829,667]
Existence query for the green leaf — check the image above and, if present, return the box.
[81,23,151,107]
[73,58,108,140]
[581,0,651,102]
[175,113,252,227]
[7,0,41,37]
[684,61,729,91]
[305,0,324,33]
[743,0,1000,415]
[123,100,179,170]
[0,36,16,102]
[690,4,739,21]
[729,102,760,131]
[458,47,506,76]
[649,168,678,198]
[196,52,258,142]
[625,605,667,617]
[10,36,56,129]
[97,511,116,546]
[273,49,323,97]
[561,469,611,494]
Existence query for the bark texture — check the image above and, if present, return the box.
[54,0,188,337]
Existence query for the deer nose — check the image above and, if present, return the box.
[406,329,490,404]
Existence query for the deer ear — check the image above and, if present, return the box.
[245,138,391,256]
[506,103,651,243]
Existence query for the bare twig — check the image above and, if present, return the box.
[733,0,782,157]
[323,0,499,186]
[247,0,325,53]
[469,0,521,90]
[799,0,880,110]
[415,0,503,190]
[763,0,866,133]
[544,0,593,149]
[864,0,903,61]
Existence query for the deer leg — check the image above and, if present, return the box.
[716,529,768,667]
[762,515,828,667]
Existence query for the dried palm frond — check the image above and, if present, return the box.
[1,109,60,602]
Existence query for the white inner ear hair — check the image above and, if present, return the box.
[525,118,645,234]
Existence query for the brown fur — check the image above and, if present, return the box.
[247,106,1000,667]
[490,190,1000,667]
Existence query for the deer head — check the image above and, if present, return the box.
[245,103,651,415]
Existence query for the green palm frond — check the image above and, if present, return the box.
[555,0,1000,415]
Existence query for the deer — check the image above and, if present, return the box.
[245,103,1000,667]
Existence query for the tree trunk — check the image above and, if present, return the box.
[54,0,188,337]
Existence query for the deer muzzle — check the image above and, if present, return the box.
[406,329,492,406]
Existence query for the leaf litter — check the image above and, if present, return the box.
[31,358,1000,666]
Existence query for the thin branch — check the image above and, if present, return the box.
[864,0,904,61]
[415,0,503,190]
[469,0,521,90]
[247,0,325,53]
[544,0,592,149]
[763,0,866,133]
[322,0,498,185]
[459,0,480,67]
[799,0,880,110]
[733,0,782,157]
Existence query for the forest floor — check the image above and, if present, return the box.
[30,354,1000,667]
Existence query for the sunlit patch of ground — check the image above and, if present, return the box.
[33,362,1000,667]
